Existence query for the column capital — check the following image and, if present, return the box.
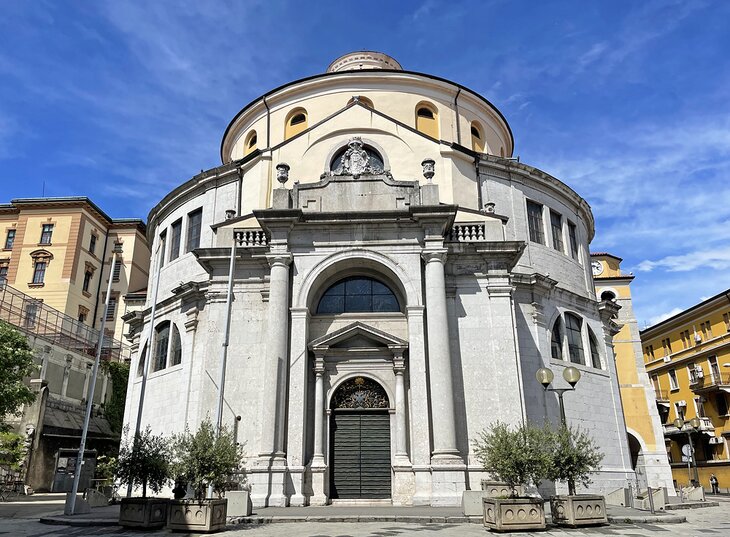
[421,250,447,264]
[266,253,292,268]
[313,356,326,374]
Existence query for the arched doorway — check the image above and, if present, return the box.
[627,432,648,490]
[329,376,391,499]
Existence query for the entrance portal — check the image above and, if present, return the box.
[329,377,391,499]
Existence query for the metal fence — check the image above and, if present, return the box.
[0,283,130,362]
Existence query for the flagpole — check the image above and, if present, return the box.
[65,241,122,515]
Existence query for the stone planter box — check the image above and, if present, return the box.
[167,498,227,533]
[481,480,524,498]
[550,495,607,527]
[226,490,252,516]
[483,497,546,532]
[119,497,169,529]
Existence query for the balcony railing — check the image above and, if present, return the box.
[654,389,670,401]
[234,229,268,247]
[692,372,730,392]
[0,283,130,362]
[448,223,487,243]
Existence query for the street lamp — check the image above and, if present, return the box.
[673,416,701,486]
[535,366,581,426]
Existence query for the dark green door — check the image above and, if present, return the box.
[330,410,391,499]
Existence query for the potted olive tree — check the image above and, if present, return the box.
[547,425,606,527]
[116,427,171,529]
[473,421,552,532]
[167,418,244,533]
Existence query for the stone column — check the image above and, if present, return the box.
[421,250,460,460]
[310,355,328,506]
[61,355,73,398]
[286,307,310,506]
[82,364,91,403]
[393,350,408,461]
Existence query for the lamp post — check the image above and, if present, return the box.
[673,416,701,486]
[535,366,582,426]
[65,241,123,515]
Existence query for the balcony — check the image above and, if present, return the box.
[654,389,670,403]
[448,223,487,242]
[234,229,268,247]
[691,372,730,394]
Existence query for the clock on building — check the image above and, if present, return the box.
[591,260,604,276]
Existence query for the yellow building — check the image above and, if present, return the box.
[641,289,730,489]
[591,253,675,492]
[0,197,149,344]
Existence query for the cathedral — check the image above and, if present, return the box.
[122,51,635,507]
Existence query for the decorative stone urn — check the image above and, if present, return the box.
[167,498,227,533]
[550,495,607,527]
[119,497,169,529]
[483,497,546,532]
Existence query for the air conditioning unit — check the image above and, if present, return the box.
[677,400,687,407]
[696,367,704,378]
[695,334,702,343]
[663,356,671,363]
[709,437,723,445]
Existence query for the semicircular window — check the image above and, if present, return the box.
[330,144,384,173]
[332,376,389,409]
[317,276,400,314]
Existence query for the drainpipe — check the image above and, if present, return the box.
[91,229,110,328]
[475,154,483,212]
[263,95,271,149]
[236,167,243,217]
[453,88,462,145]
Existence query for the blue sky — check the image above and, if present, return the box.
[1,0,728,326]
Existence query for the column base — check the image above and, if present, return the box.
[310,462,328,506]
[430,463,467,507]
[249,456,289,507]
[287,465,307,506]
[411,465,432,506]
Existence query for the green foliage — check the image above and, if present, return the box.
[116,426,170,497]
[171,418,245,500]
[100,361,129,433]
[546,425,604,495]
[473,421,553,496]
[94,454,117,482]
[0,321,37,430]
[0,432,25,470]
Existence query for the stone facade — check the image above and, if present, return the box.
[122,52,635,507]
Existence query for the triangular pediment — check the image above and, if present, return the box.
[309,321,407,351]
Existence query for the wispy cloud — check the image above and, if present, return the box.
[648,307,684,327]
[637,247,730,273]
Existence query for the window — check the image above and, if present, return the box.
[330,142,384,173]
[709,356,720,382]
[415,102,439,138]
[32,261,47,284]
[526,201,545,245]
[680,329,690,349]
[551,318,564,360]
[40,224,53,245]
[0,265,7,284]
[645,344,655,359]
[694,396,706,418]
[112,260,122,282]
[4,230,15,249]
[186,209,202,252]
[159,231,167,268]
[600,290,616,301]
[651,374,660,393]
[674,401,684,421]
[137,343,147,377]
[82,270,93,292]
[347,96,374,109]
[105,295,117,322]
[169,219,182,261]
[317,276,400,314]
[724,313,730,332]
[24,302,38,328]
[470,122,484,153]
[668,369,679,390]
[700,321,712,340]
[662,337,672,356]
[78,311,87,324]
[688,363,699,385]
[565,313,584,365]
[89,234,97,255]
[717,394,729,416]
[588,328,601,368]
[153,322,170,372]
[170,324,182,366]
[550,211,564,252]
[567,222,579,260]
[285,108,308,139]
[244,130,257,156]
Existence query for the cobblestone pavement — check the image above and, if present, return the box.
[0,498,728,537]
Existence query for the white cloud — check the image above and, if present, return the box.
[636,247,730,273]
[648,307,683,327]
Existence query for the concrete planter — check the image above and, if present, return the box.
[167,498,227,533]
[483,497,546,532]
[119,497,169,529]
[481,480,524,497]
[226,490,252,516]
[550,495,607,527]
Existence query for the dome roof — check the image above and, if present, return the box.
[327,51,402,73]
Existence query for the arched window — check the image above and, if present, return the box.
[244,130,257,156]
[471,122,485,153]
[330,142,385,174]
[565,313,585,365]
[600,290,616,301]
[348,96,374,109]
[317,276,400,314]
[285,108,308,139]
[588,328,602,369]
[551,318,564,360]
[170,324,182,366]
[415,102,439,138]
[137,343,147,377]
[153,322,170,372]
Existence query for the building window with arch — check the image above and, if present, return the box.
[565,313,585,365]
[137,343,147,377]
[170,324,182,366]
[151,321,182,372]
[600,290,616,301]
[244,130,257,155]
[470,122,484,153]
[317,276,400,314]
[588,328,602,368]
[29,250,52,286]
[551,317,564,360]
[348,96,374,109]
[285,108,308,139]
[330,141,385,174]
[415,102,439,138]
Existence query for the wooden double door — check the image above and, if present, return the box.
[329,410,391,499]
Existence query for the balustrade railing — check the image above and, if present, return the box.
[448,223,486,242]
[234,229,268,247]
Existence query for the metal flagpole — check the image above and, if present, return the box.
[126,240,164,497]
[208,231,238,498]
[65,241,122,515]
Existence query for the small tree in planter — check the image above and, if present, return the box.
[167,418,244,532]
[547,425,607,527]
[473,421,553,531]
[116,427,171,529]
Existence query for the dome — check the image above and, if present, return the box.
[327,51,402,73]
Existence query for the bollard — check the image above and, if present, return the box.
[647,486,655,514]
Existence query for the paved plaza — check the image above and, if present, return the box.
[0,495,729,537]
